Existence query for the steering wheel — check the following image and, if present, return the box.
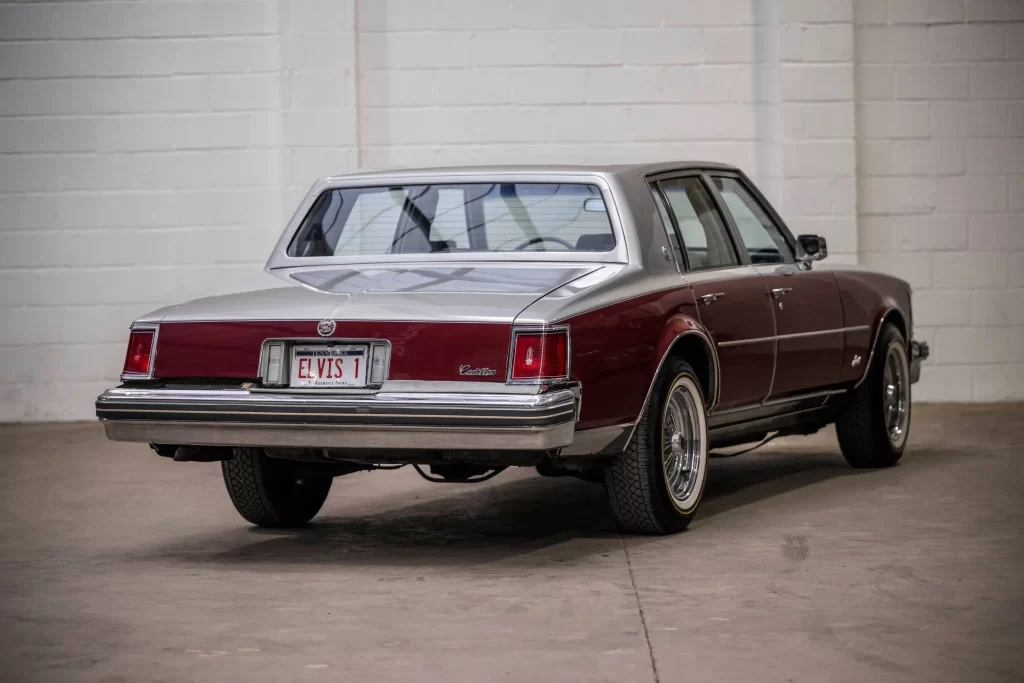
[748,247,783,265]
[514,236,575,251]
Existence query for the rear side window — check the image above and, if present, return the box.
[288,183,616,257]
[656,177,739,271]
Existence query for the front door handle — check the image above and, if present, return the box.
[771,287,792,299]
[699,292,726,306]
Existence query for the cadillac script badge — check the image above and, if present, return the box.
[459,365,496,376]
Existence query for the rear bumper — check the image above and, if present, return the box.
[910,339,929,384]
[96,387,578,451]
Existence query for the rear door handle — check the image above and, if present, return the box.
[699,292,726,305]
[771,287,792,299]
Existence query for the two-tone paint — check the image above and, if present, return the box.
[98,162,919,458]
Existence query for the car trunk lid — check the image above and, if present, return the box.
[148,264,598,382]
[159,265,598,324]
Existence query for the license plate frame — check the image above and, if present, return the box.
[289,344,369,388]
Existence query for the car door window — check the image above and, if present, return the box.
[712,176,794,265]
[657,177,739,271]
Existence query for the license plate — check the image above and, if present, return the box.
[290,344,368,388]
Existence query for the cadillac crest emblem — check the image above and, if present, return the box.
[317,319,336,337]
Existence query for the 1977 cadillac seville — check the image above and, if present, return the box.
[97,162,928,534]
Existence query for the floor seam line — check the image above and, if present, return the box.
[622,536,660,683]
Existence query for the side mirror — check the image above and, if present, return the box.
[797,234,828,266]
[583,197,606,213]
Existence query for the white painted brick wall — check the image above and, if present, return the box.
[357,1,768,172]
[356,0,858,265]
[1,0,1020,421]
[0,0,359,421]
[855,0,1024,401]
[777,0,859,260]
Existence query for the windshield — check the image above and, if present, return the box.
[287,183,616,257]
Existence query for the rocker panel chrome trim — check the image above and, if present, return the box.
[709,388,848,417]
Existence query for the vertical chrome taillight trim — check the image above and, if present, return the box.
[262,341,288,386]
[505,325,572,385]
[120,323,160,382]
[369,341,390,384]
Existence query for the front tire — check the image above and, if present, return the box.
[221,448,332,527]
[605,359,709,534]
[836,323,911,468]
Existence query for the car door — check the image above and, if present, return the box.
[708,174,845,400]
[652,175,776,414]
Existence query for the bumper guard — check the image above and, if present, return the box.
[910,339,929,384]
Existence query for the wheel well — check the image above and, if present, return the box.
[882,309,908,345]
[666,333,716,406]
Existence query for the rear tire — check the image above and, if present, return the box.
[221,447,332,527]
[836,323,911,468]
[604,359,709,534]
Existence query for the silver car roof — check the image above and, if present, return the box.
[320,161,740,183]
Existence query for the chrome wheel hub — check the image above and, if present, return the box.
[662,384,702,504]
[883,344,909,447]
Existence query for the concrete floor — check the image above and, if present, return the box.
[0,404,1021,683]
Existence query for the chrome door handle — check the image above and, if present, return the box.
[699,292,726,305]
[771,287,792,299]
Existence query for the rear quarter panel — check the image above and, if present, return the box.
[562,287,703,430]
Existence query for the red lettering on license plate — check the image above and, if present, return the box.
[289,345,367,387]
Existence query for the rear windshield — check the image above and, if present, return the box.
[287,183,615,257]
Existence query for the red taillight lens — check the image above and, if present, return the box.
[510,330,569,381]
[123,329,155,377]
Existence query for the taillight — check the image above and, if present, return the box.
[122,327,156,378]
[509,328,569,382]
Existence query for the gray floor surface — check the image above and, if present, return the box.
[1,403,1022,682]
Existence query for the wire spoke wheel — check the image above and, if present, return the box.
[836,323,911,469]
[882,343,909,448]
[604,361,709,534]
[661,380,703,506]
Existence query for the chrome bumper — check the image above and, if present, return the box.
[910,340,929,384]
[96,387,578,451]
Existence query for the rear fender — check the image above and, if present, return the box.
[652,315,720,410]
[619,315,718,448]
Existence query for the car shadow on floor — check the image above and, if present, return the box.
[128,449,870,569]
